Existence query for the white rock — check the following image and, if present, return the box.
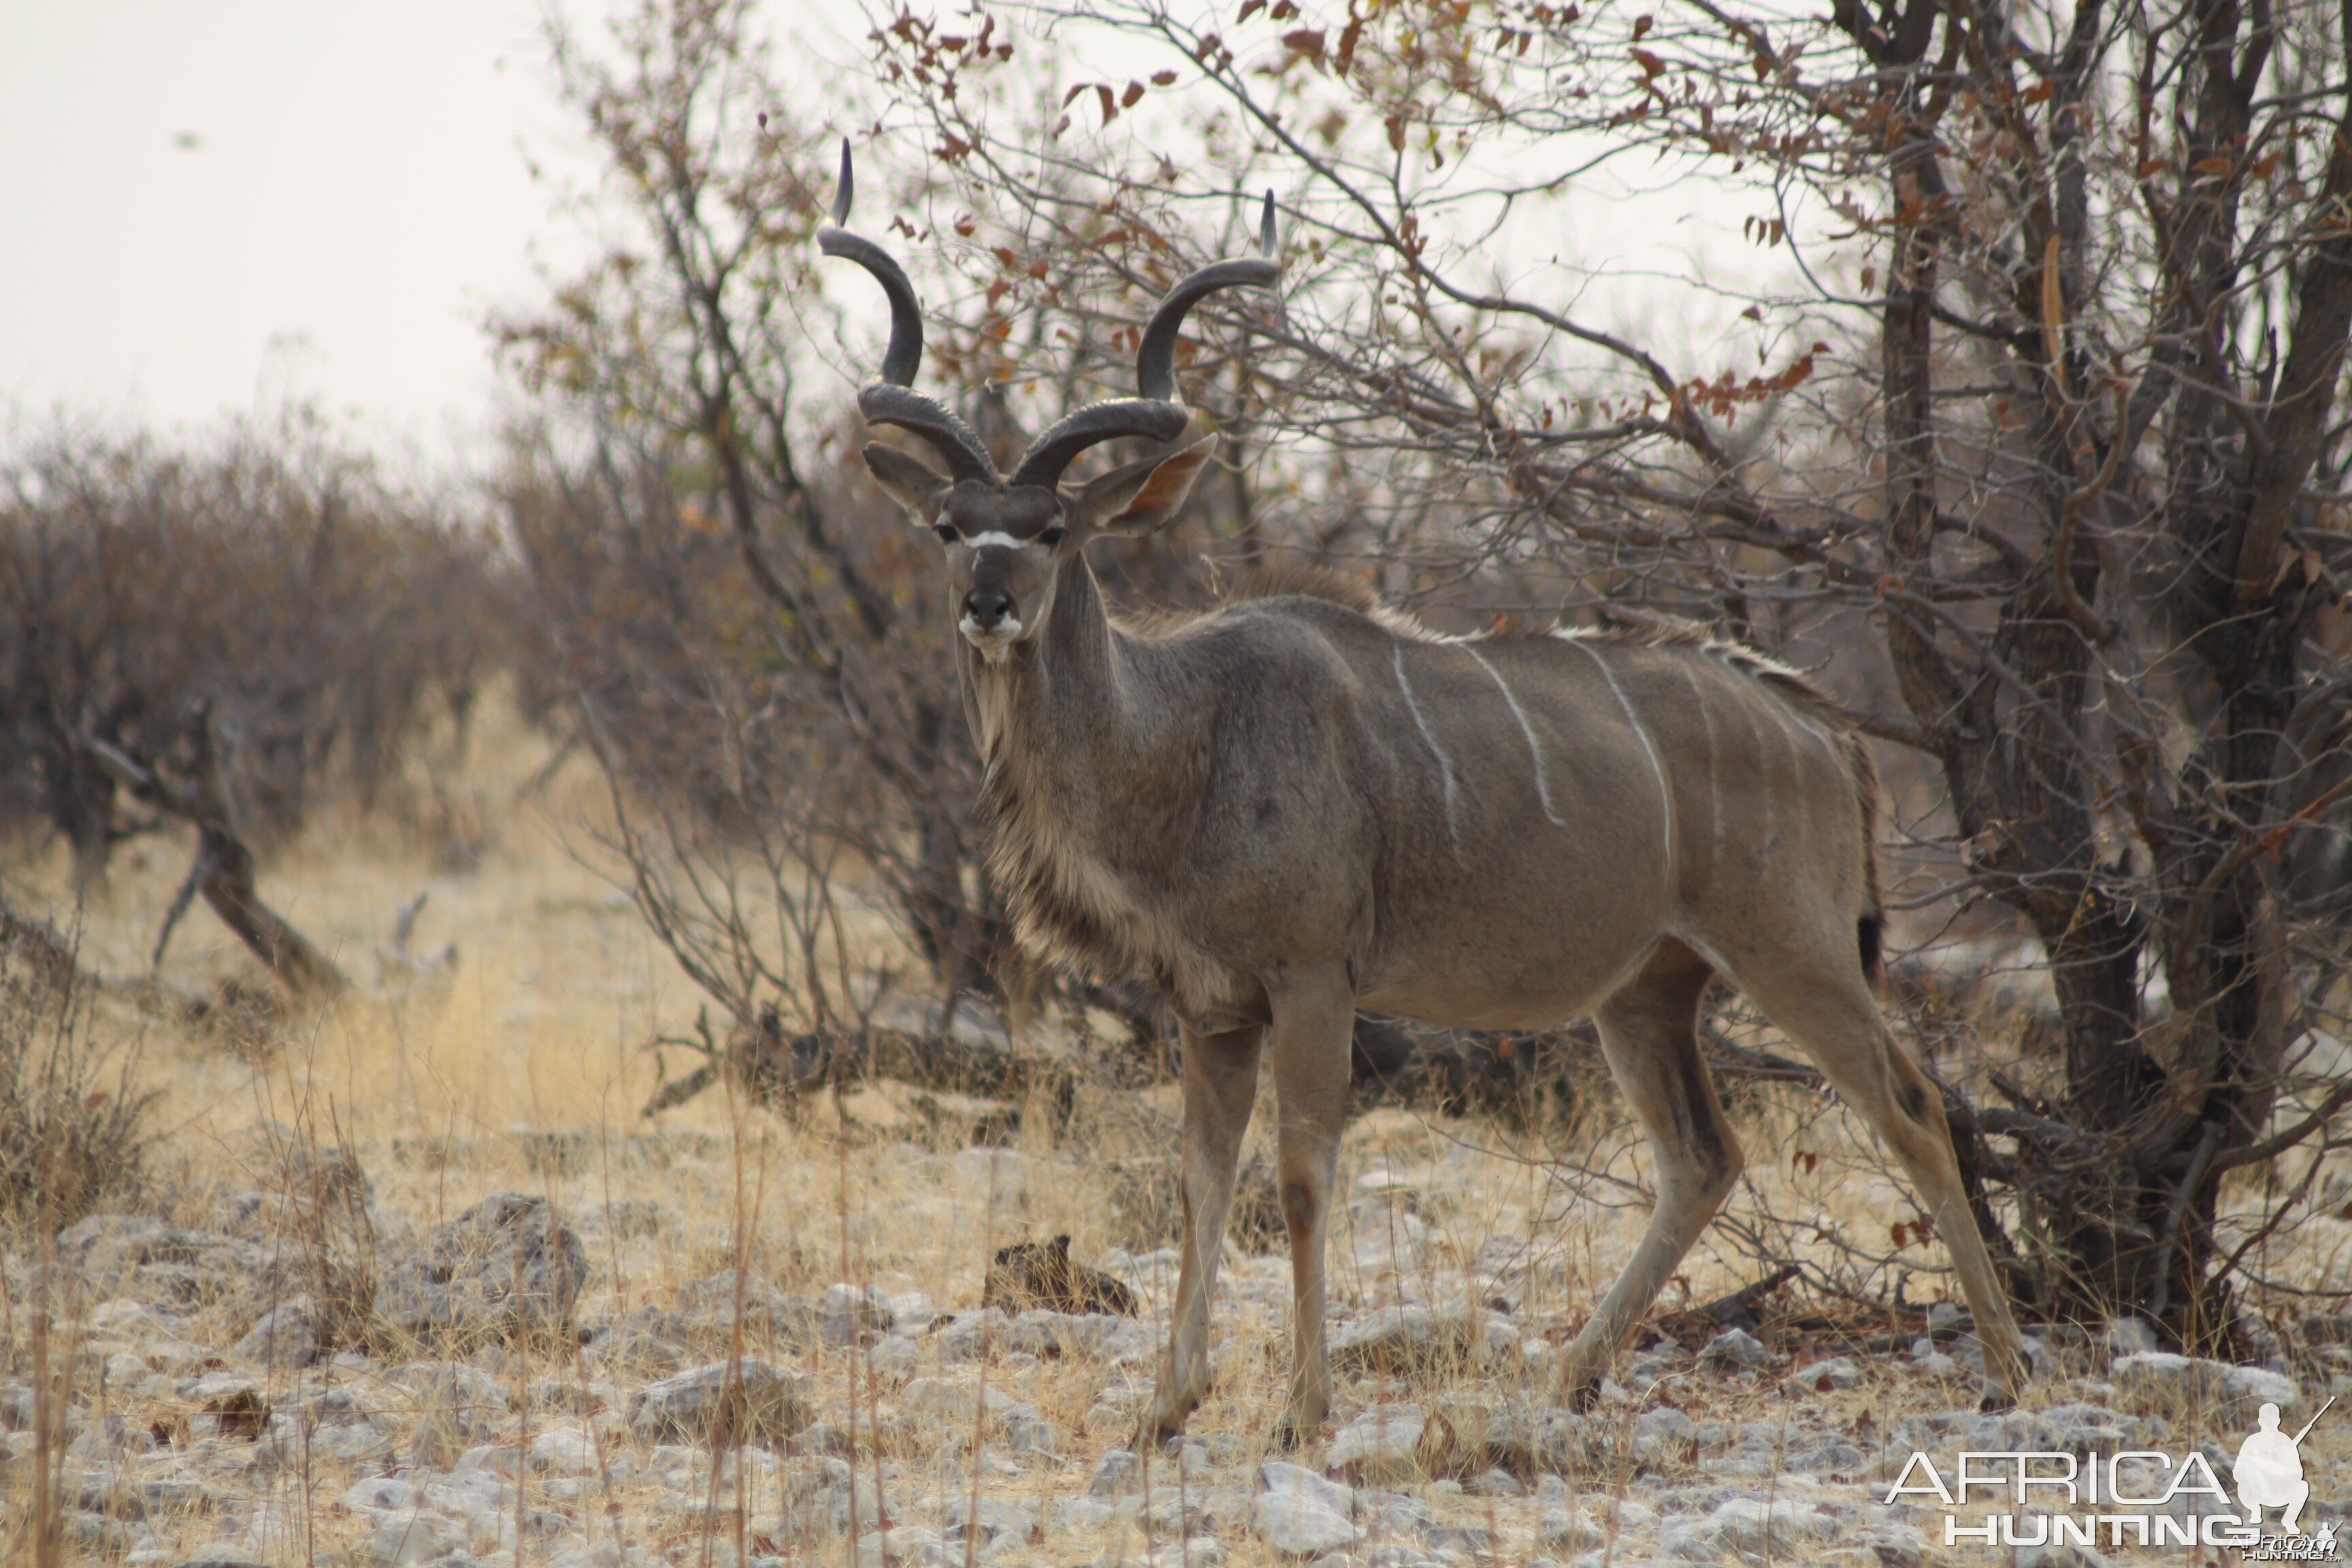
[1696,1326,1776,1370]
[369,1510,468,1565]
[1057,1497,1117,1531]
[528,1426,599,1475]
[1782,1355,1863,1396]
[852,1526,940,1568]
[885,1291,939,1327]
[2224,1363,2300,1411]
[1090,1450,1140,1495]
[898,1375,1013,1422]
[819,1282,894,1343]
[631,1360,811,1445]
[2112,1352,2300,1422]
[1537,1507,1606,1552]
[342,1475,423,1515]
[233,1298,321,1369]
[1859,1522,1931,1568]
[1633,1406,1696,1460]
[1328,1405,1424,1482]
[1252,1490,1354,1556]
[945,1495,1039,1546]
[86,1300,165,1339]
[1258,1460,1355,1514]
[1661,1496,1841,1561]
[868,1335,922,1388]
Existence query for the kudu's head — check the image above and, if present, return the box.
[818,144,1278,655]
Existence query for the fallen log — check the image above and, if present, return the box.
[640,1007,1078,1126]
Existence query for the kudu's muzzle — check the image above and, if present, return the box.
[964,587,1013,633]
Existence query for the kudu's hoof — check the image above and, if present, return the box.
[1977,1385,2019,1414]
[1137,1414,1188,1450]
[1561,1376,1603,1413]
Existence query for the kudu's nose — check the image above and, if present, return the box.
[964,589,1013,631]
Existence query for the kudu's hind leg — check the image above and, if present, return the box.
[1556,941,1742,1407]
[1267,966,1356,1446]
[1142,1022,1265,1446]
[1730,953,2029,1408]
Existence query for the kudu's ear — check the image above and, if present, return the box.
[862,444,952,523]
[1070,432,1218,537]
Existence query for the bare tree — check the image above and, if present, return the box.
[856,0,2352,1339]
[497,0,1019,1039]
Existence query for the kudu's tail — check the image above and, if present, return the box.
[1842,725,1889,984]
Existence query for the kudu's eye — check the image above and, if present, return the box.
[1038,525,1067,549]
[933,521,958,544]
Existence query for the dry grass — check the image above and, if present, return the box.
[5,692,2350,1567]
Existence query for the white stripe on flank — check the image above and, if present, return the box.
[1734,687,1774,843]
[1392,644,1463,855]
[1465,645,1565,827]
[1782,704,1847,769]
[962,531,1029,551]
[1565,638,1676,870]
[1759,697,1810,853]
[1673,662,1723,862]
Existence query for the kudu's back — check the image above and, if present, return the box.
[1079,589,1884,1034]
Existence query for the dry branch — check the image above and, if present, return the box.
[78,723,348,1000]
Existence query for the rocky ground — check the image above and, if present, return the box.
[8,1126,2351,1568]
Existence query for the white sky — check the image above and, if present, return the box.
[0,3,1797,474]
[0,0,629,469]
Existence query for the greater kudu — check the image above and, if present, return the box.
[817,146,2026,1441]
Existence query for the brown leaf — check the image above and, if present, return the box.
[1335,15,1365,73]
[1284,28,1326,58]
[1151,69,1178,85]
[1122,80,1147,108]
[2191,154,2234,176]
[1237,0,1265,19]
[1631,46,1665,77]
[1096,83,1118,125]
[1632,12,1653,37]
[1385,113,1407,151]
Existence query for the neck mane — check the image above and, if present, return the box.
[956,555,1215,996]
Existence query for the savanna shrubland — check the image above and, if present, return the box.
[4,0,2352,1557]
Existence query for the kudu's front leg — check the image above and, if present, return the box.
[1267,968,1355,1447]
[1141,1022,1264,1446]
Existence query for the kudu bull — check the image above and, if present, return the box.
[818,146,2025,1441]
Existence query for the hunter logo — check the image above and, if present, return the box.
[1886,1396,2338,1558]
